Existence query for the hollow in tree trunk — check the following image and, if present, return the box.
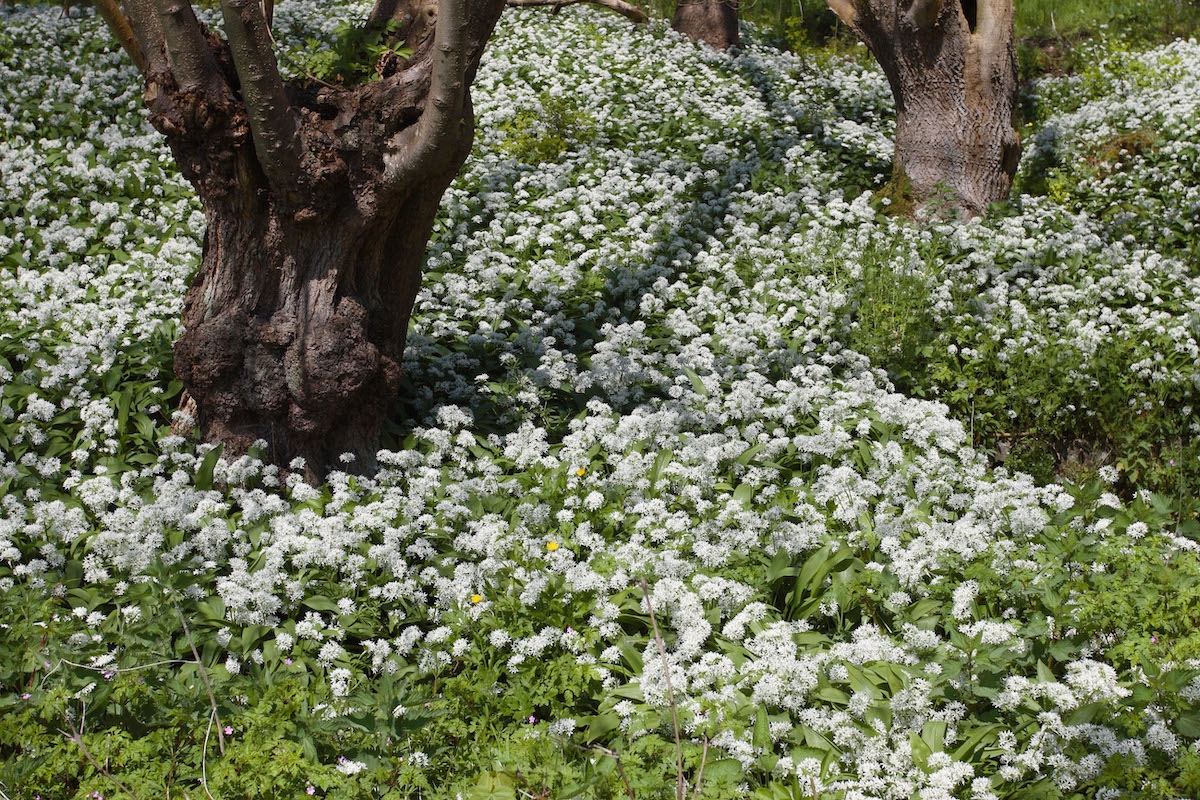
[102,0,505,478]
[672,0,739,50]
[825,0,1021,216]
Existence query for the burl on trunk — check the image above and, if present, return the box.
[101,0,505,477]
[826,0,1021,215]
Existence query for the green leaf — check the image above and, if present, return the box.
[1176,712,1200,738]
[1067,702,1104,726]
[649,448,673,486]
[582,712,621,742]
[813,685,850,705]
[951,723,1002,760]
[606,682,645,702]
[194,444,223,491]
[134,412,157,441]
[195,597,226,623]
[789,746,830,764]
[302,595,343,614]
[1158,668,1199,693]
[753,706,771,749]
[909,730,932,770]
[796,544,835,599]
[115,387,132,432]
[614,637,645,675]
[701,759,743,783]
[736,442,765,466]
[469,772,517,800]
[920,720,948,754]
[765,549,796,584]
[909,598,943,620]
[682,366,708,397]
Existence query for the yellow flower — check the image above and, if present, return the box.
[470,594,484,604]
[575,467,586,476]
[546,541,560,552]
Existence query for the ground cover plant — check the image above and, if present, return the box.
[2,2,1200,798]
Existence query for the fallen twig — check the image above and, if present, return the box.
[505,0,649,23]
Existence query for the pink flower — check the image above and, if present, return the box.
[224,726,234,736]
[307,788,316,796]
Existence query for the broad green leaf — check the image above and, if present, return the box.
[909,730,932,770]
[1176,712,1200,738]
[952,724,1002,760]
[736,442,765,466]
[469,771,518,800]
[194,444,223,490]
[582,712,621,742]
[682,366,708,397]
[753,706,770,749]
[765,549,795,584]
[649,448,673,486]
[701,759,743,783]
[302,595,343,614]
[920,720,948,754]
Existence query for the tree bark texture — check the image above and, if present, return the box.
[105,0,505,476]
[825,0,1020,215]
[672,0,738,50]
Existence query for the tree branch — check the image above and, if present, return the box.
[219,0,304,191]
[94,0,147,74]
[974,0,1013,42]
[120,0,168,74]
[506,0,648,23]
[153,0,224,92]
[384,0,470,184]
[824,0,856,27]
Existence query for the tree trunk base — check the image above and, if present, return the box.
[829,0,1020,216]
[672,0,739,50]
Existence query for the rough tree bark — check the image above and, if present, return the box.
[672,0,734,49]
[672,0,738,50]
[100,0,506,478]
[825,0,1021,215]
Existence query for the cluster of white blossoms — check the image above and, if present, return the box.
[3,3,1199,797]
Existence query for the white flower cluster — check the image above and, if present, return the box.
[2,4,1197,797]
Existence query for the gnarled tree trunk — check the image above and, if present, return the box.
[672,0,738,50]
[103,0,505,477]
[825,0,1020,215]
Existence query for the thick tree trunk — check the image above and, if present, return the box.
[171,162,462,476]
[122,0,505,477]
[826,0,1020,216]
[672,0,738,50]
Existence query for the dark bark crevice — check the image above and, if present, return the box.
[960,0,976,32]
